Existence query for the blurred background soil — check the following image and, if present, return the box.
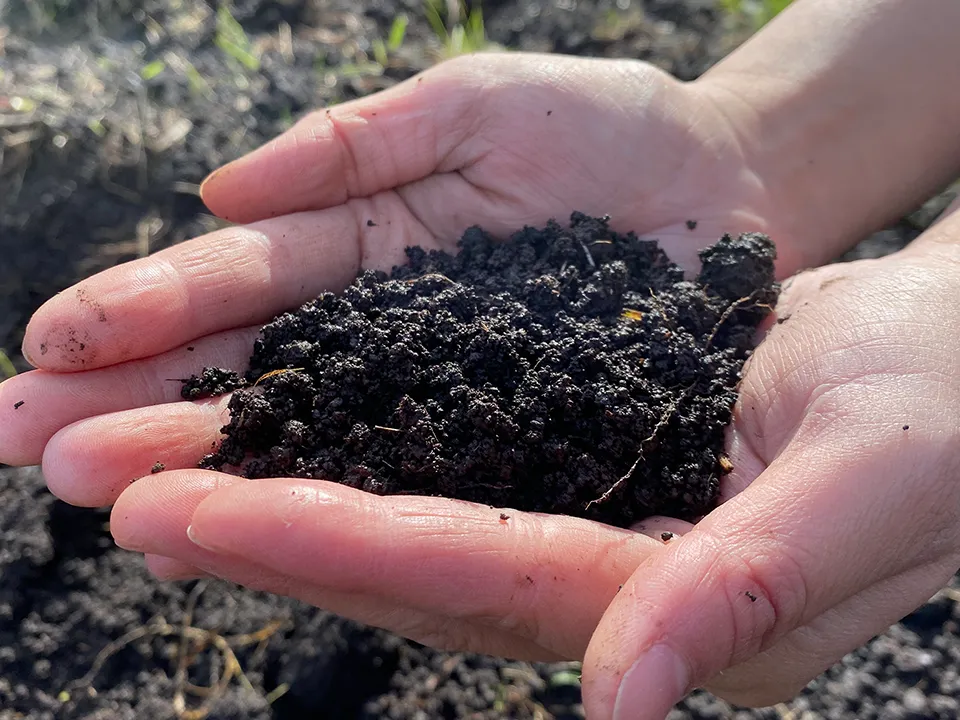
[1,1,958,718]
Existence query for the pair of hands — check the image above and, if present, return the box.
[3,54,960,719]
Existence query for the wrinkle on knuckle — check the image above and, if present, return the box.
[325,112,365,198]
[696,529,809,668]
[485,513,549,643]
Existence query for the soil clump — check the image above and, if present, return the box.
[185,213,778,527]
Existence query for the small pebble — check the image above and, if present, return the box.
[902,686,927,713]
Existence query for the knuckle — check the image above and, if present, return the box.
[698,530,810,667]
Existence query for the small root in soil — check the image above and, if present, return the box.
[65,581,289,720]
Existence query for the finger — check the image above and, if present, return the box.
[22,208,373,372]
[144,554,212,581]
[119,470,659,659]
[42,396,230,507]
[704,559,959,707]
[0,327,254,466]
[199,62,480,223]
[113,473,564,659]
[581,421,954,720]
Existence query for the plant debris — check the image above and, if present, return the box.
[183,213,777,527]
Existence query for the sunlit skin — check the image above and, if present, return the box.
[4,1,960,718]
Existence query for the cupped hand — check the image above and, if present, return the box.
[3,51,775,660]
[580,201,960,718]
[5,50,957,717]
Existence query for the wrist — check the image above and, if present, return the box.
[691,0,960,270]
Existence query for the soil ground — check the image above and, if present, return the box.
[1,1,958,718]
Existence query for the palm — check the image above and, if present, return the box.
[2,54,795,662]
[204,53,784,276]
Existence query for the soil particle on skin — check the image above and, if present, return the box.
[13,401,24,410]
[660,531,675,541]
[151,462,165,474]
[185,213,778,527]
[686,220,698,230]
[745,591,758,602]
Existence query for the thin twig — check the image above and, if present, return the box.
[404,272,455,285]
[579,240,596,269]
[173,582,207,715]
[705,291,775,350]
[253,367,305,387]
[67,608,287,720]
[585,387,691,510]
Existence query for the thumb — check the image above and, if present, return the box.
[198,60,480,224]
[580,434,941,720]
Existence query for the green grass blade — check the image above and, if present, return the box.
[424,0,449,43]
[216,5,261,71]
[388,14,409,51]
[140,60,166,80]
[372,38,388,67]
[216,36,261,70]
[0,349,18,379]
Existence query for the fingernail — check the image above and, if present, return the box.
[186,524,217,552]
[198,167,223,202]
[614,644,689,720]
[20,343,36,368]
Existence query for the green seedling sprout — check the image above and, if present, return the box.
[0,349,17,379]
[215,5,261,71]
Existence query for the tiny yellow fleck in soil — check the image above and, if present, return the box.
[621,308,644,321]
[719,455,734,473]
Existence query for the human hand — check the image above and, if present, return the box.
[0,54,788,657]
[3,49,958,715]
[579,200,960,718]
[0,52,791,661]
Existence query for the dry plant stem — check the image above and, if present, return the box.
[586,290,768,510]
[66,585,288,720]
[173,581,207,717]
[705,291,773,350]
[584,390,689,511]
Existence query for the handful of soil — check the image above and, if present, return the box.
[183,213,778,528]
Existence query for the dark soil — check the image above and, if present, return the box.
[185,215,777,526]
[3,1,959,718]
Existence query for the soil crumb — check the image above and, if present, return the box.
[184,213,777,527]
[181,367,247,400]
